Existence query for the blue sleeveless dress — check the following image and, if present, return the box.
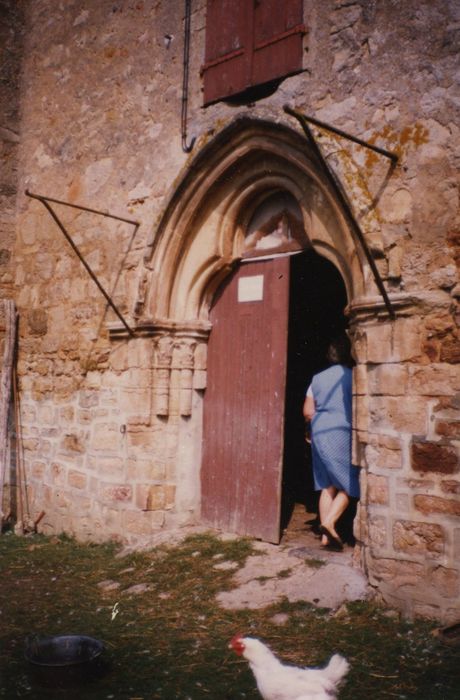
[309,364,360,498]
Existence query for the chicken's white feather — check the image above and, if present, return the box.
[230,636,349,700]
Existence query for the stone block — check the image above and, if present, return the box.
[354,395,369,431]
[135,483,175,511]
[367,474,389,505]
[78,390,99,408]
[440,335,460,363]
[370,396,428,434]
[120,387,152,420]
[27,309,48,336]
[126,425,158,451]
[122,509,165,536]
[414,495,460,517]
[411,440,458,475]
[32,377,54,399]
[368,556,424,588]
[129,338,154,369]
[68,470,87,490]
[393,520,444,557]
[59,406,75,423]
[435,420,460,439]
[37,405,55,424]
[365,324,392,363]
[42,428,62,441]
[365,319,422,364]
[440,480,460,495]
[50,462,66,486]
[31,461,46,479]
[69,493,92,513]
[90,423,122,451]
[55,490,72,510]
[352,330,367,363]
[396,476,435,490]
[368,515,388,548]
[121,368,152,389]
[412,601,446,620]
[353,364,368,395]
[77,409,92,424]
[409,365,460,396]
[39,439,53,456]
[109,344,130,371]
[126,457,166,481]
[88,455,125,477]
[83,371,102,389]
[429,566,459,598]
[164,484,176,509]
[193,369,207,390]
[53,376,80,400]
[392,318,424,362]
[101,483,132,503]
[368,364,408,396]
[61,433,86,454]
[365,433,402,470]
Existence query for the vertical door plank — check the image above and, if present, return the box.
[202,257,289,542]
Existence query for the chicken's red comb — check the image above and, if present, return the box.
[229,633,245,655]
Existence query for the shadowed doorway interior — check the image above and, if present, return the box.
[281,249,355,542]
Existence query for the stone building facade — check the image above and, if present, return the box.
[1,0,459,621]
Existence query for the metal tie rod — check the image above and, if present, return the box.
[283,106,396,319]
[284,105,398,163]
[26,190,138,336]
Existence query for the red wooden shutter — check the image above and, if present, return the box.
[252,0,305,86]
[202,0,252,105]
[202,0,305,105]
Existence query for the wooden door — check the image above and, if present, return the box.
[201,256,290,542]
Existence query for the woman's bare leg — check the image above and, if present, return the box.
[319,486,337,545]
[322,490,350,542]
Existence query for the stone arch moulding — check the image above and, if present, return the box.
[139,116,375,332]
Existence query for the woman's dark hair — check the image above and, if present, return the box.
[327,334,354,367]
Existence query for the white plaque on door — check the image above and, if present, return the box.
[238,275,264,302]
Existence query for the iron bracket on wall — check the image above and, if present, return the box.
[284,105,397,319]
[25,190,139,336]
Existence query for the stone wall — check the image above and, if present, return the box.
[0,0,22,299]
[4,0,460,619]
[351,302,460,620]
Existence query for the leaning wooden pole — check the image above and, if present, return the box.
[0,299,18,525]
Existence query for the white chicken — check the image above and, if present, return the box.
[229,634,349,700]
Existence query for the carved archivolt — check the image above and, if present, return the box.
[138,117,369,328]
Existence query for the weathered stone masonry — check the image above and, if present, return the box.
[1,0,459,622]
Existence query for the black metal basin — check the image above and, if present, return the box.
[25,635,106,687]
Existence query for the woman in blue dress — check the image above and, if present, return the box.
[303,335,360,550]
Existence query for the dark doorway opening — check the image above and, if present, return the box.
[281,249,356,543]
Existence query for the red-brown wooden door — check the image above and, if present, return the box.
[201,256,290,542]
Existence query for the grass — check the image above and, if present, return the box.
[0,531,458,699]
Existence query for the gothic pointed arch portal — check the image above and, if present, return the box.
[139,117,372,542]
[142,117,371,326]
